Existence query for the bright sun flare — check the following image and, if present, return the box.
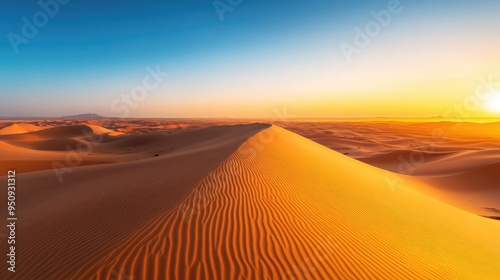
[488,94,500,113]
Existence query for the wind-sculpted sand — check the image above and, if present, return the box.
[0,123,50,135]
[0,121,498,279]
[74,126,499,279]
[279,121,500,217]
[0,121,254,174]
[0,123,270,280]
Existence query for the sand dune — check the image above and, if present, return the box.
[3,125,496,279]
[279,121,500,217]
[0,124,126,173]
[416,161,500,217]
[1,123,498,279]
[0,123,269,280]
[0,123,48,135]
[1,124,122,141]
[0,124,258,173]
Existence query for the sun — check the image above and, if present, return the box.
[487,94,500,113]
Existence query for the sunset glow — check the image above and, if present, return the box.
[488,94,500,113]
[1,0,499,119]
[2,1,500,279]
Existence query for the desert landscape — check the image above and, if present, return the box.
[0,118,499,279]
[3,1,500,279]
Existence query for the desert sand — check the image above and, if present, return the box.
[278,121,500,217]
[0,120,499,279]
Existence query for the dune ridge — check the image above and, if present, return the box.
[0,123,268,174]
[0,123,270,280]
[71,126,500,279]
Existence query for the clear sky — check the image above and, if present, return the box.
[1,0,500,118]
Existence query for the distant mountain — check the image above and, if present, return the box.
[62,113,106,119]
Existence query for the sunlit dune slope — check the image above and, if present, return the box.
[279,121,500,218]
[0,123,48,135]
[0,123,270,280]
[74,125,500,279]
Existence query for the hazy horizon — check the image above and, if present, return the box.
[1,113,500,123]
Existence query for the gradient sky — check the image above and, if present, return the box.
[1,0,500,118]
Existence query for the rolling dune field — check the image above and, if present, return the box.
[0,120,499,279]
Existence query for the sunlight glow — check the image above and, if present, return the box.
[488,94,500,113]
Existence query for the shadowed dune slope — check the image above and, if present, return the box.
[0,124,267,173]
[0,123,131,168]
[72,126,500,279]
[0,123,270,280]
[415,162,500,217]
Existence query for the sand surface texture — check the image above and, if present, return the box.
[0,121,498,279]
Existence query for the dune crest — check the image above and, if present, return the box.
[0,123,270,280]
[71,125,500,279]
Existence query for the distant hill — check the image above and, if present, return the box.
[62,113,106,119]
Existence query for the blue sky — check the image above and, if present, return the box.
[1,0,500,117]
